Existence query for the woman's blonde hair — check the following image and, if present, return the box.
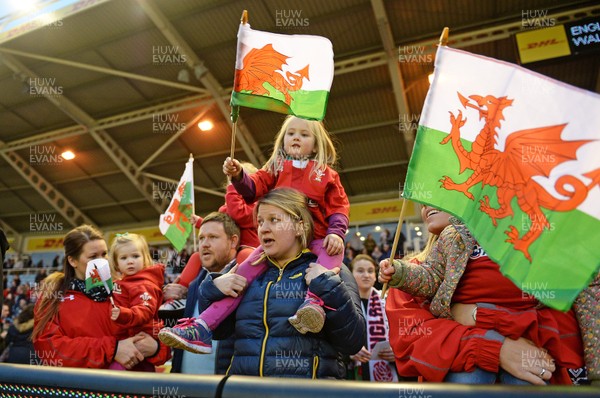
[263,116,337,176]
[252,188,313,263]
[109,233,152,273]
[33,225,105,340]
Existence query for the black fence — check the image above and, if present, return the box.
[0,364,598,398]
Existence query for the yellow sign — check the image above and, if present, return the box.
[516,25,571,64]
[25,236,65,252]
[107,226,169,246]
[349,199,416,224]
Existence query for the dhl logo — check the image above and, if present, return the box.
[524,38,563,49]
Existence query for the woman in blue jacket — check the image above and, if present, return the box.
[197,187,366,378]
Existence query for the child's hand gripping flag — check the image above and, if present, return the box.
[85,258,116,307]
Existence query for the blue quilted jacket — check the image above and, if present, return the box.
[199,250,366,378]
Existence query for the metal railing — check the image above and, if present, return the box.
[0,363,599,398]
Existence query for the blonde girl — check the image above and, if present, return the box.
[108,233,166,370]
[159,116,350,354]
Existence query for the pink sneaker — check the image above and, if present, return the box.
[158,318,213,354]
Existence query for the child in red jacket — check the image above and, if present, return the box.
[109,233,165,371]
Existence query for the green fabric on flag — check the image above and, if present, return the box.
[404,126,600,310]
[231,88,330,121]
[162,181,193,252]
[230,23,334,121]
[159,158,194,252]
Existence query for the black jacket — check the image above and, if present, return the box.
[199,250,366,379]
[5,319,36,364]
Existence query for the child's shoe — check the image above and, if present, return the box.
[288,292,326,334]
[158,318,212,354]
[158,298,186,315]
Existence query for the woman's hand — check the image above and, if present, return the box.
[305,262,340,285]
[323,234,344,256]
[114,336,145,369]
[213,264,248,297]
[350,346,372,363]
[133,331,159,358]
[378,259,395,283]
[110,306,120,321]
[223,157,242,181]
[499,337,555,385]
[450,303,477,326]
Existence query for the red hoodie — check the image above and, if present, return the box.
[112,264,164,337]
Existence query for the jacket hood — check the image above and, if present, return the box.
[14,318,34,333]
[119,263,165,285]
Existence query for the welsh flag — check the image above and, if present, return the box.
[159,158,194,251]
[85,258,113,294]
[404,46,600,310]
[230,23,334,121]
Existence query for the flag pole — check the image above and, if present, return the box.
[439,27,449,46]
[189,153,197,254]
[230,10,248,160]
[380,26,449,298]
[380,198,408,299]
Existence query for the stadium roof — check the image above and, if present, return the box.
[0,0,598,240]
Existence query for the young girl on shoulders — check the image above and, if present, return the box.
[159,116,349,354]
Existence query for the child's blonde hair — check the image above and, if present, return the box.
[109,233,152,273]
[264,116,337,176]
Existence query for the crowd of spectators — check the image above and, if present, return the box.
[1,274,39,364]
[343,228,407,267]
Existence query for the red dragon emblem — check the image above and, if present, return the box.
[440,92,600,261]
[234,44,310,106]
[163,182,192,233]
